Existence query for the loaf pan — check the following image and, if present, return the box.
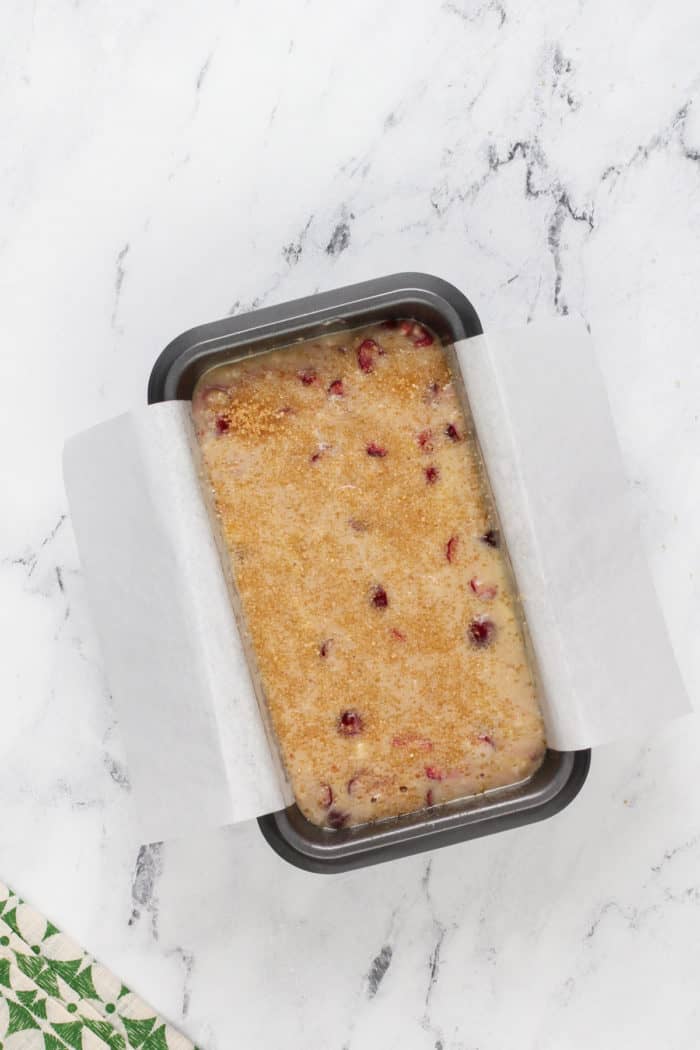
[148,272,591,872]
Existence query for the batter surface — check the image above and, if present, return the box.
[192,320,546,829]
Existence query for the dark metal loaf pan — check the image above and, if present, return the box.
[148,272,591,872]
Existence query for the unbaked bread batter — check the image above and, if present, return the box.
[191,320,546,828]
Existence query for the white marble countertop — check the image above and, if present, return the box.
[3,2,700,1047]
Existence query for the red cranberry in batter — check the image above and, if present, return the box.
[338,710,363,736]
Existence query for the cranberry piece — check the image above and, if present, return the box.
[319,639,332,658]
[349,518,368,532]
[425,465,439,484]
[338,709,363,735]
[366,442,387,457]
[371,585,388,609]
[298,369,318,385]
[482,529,500,548]
[347,774,362,796]
[327,809,349,829]
[468,617,496,648]
[328,379,344,396]
[391,627,406,641]
[417,429,434,453]
[399,320,414,336]
[381,319,399,329]
[318,783,333,808]
[446,535,459,563]
[477,734,496,748]
[357,339,378,373]
[469,577,498,600]
[426,789,435,807]
[425,766,444,781]
[412,325,434,347]
[215,417,230,434]
[445,423,461,442]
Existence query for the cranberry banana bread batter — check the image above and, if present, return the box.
[192,320,546,829]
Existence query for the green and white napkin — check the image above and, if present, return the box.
[0,881,199,1050]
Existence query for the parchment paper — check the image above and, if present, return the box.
[454,318,689,750]
[63,402,291,842]
[63,317,690,840]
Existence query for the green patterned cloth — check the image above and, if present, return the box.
[0,881,199,1050]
